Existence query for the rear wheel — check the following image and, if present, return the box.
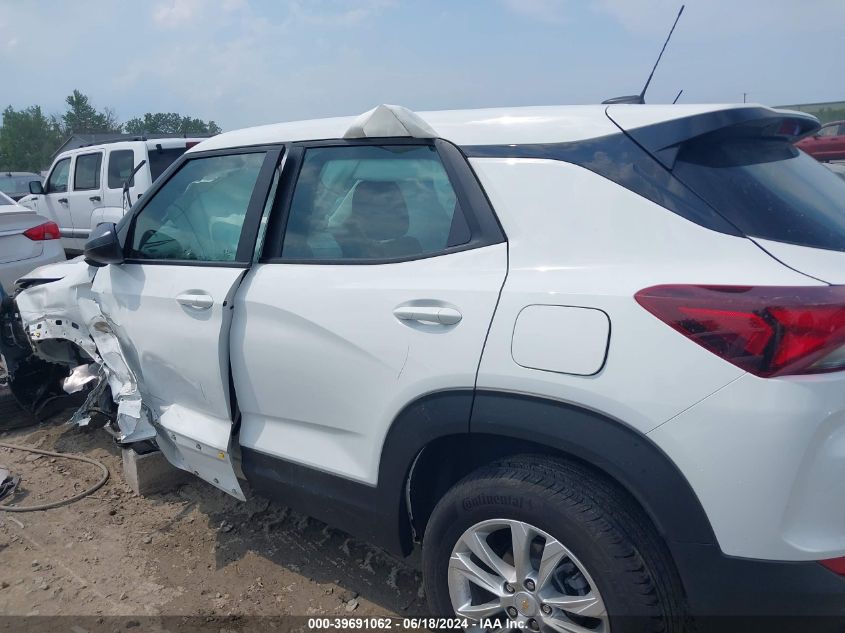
[422,455,688,633]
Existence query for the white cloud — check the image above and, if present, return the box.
[152,0,203,29]
[500,0,568,24]
[221,0,247,11]
[287,0,397,27]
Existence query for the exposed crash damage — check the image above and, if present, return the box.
[1,283,72,423]
[0,259,156,443]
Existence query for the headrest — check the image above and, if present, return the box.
[351,181,409,241]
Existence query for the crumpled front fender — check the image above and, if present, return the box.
[8,260,156,442]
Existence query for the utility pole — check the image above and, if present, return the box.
[743,92,747,103]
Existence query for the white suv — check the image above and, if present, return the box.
[3,104,845,632]
[19,137,205,254]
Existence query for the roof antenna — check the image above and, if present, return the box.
[672,89,684,104]
[602,4,685,105]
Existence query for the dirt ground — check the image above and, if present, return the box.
[0,409,427,627]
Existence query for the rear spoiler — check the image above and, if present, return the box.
[607,106,820,169]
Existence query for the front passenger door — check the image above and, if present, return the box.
[91,147,282,499]
[40,157,73,248]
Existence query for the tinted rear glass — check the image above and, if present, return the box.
[674,138,845,252]
[147,147,187,182]
[108,149,135,189]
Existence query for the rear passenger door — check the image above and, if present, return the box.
[66,150,104,251]
[232,140,507,486]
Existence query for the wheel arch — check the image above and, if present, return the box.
[381,389,716,557]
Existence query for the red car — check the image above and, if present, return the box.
[795,120,845,161]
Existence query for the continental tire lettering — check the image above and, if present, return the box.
[461,494,532,511]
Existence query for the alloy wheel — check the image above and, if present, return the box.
[448,518,609,633]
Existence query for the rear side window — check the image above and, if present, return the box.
[74,152,102,191]
[674,138,845,252]
[147,147,188,183]
[108,149,135,189]
[280,145,470,261]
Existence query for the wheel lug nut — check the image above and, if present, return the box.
[506,606,518,619]
[541,604,552,615]
[504,582,515,594]
[528,619,539,631]
[525,578,536,591]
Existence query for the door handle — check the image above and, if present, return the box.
[89,195,101,202]
[176,293,214,310]
[394,305,462,326]
[58,198,68,204]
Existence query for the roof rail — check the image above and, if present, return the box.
[344,104,437,139]
[75,133,215,149]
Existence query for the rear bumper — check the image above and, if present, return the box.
[0,248,65,294]
[673,542,845,631]
[649,372,845,561]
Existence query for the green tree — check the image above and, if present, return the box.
[0,105,62,171]
[124,112,221,136]
[57,89,121,135]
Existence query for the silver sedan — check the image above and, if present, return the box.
[0,191,65,294]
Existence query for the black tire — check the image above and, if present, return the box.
[422,454,689,633]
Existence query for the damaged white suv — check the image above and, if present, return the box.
[3,104,845,632]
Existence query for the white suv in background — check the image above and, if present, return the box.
[19,137,205,254]
[4,104,845,632]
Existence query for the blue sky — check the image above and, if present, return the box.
[2,0,842,131]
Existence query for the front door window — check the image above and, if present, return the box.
[46,158,71,193]
[128,152,266,262]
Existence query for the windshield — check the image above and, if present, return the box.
[0,191,15,205]
[674,138,845,252]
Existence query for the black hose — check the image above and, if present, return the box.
[0,442,109,512]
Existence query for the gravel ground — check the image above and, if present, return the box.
[0,410,426,627]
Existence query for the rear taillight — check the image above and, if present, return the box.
[819,557,845,575]
[23,221,60,241]
[635,285,845,377]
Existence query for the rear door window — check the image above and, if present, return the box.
[280,145,471,261]
[73,152,103,190]
[674,137,845,252]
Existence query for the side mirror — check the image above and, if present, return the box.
[29,181,44,195]
[84,223,124,267]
